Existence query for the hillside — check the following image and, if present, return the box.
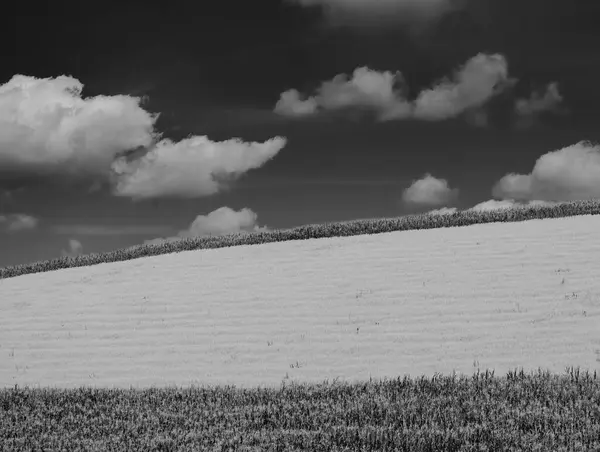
[1,203,599,390]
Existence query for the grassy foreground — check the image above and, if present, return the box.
[1,367,599,451]
[2,200,600,450]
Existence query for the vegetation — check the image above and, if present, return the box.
[1,367,599,451]
[3,199,600,280]
[2,200,600,450]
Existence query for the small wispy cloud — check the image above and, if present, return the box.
[241,177,409,187]
[286,0,459,30]
[51,224,174,236]
[514,82,566,128]
[0,214,39,232]
[61,239,84,258]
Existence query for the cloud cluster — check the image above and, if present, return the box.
[286,0,458,28]
[402,173,458,206]
[0,213,38,232]
[144,207,268,245]
[419,141,599,215]
[492,141,600,202]
[275,53,541,124]
[425,199,558,216]
[421,140,600,215]
[0,75,287,200]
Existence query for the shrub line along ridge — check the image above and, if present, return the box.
[2,199,599,280]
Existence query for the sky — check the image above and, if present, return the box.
[1,0,599,268]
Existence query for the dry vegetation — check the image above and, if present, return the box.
[1,368,599,451]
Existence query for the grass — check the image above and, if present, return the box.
[1,367,599,451]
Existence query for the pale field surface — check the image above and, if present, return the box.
[1,215,600,390]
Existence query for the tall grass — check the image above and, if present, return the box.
[1,367,599,451]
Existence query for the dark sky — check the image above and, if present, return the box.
[1,0,599,268]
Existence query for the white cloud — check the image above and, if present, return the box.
[275,67,411,121]
[492,141,600,202]
[286,0,457,28]
[110,136,286,200]
[0,75,156,176]
[413,53,514,121]
[0,213,39,232]
[0,75,287,200]
[274,89,318,117]
[275,53,521,124]
[61,239,83,258]
[402,173,458,206]
[275,55,562,128]
[317,67,408,112]
[144,207,268,245]
[468,199,557,212]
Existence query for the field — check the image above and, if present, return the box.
[1,200,600,450]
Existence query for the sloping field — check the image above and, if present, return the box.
[1,214,600,390]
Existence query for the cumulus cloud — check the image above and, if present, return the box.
[61,239,83,258]
[492,141,600,202]
[286,0,458,29]
[275,67,412,121]
[110,136,286,200]
[0,75,156,176]
[402,173,458,206]
[0,213,39,232]
[144,206,268,245]
[413,53,514,121]
[275,53,520,124]
[0,75,287,200]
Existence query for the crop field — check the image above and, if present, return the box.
[1,200,600,450]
